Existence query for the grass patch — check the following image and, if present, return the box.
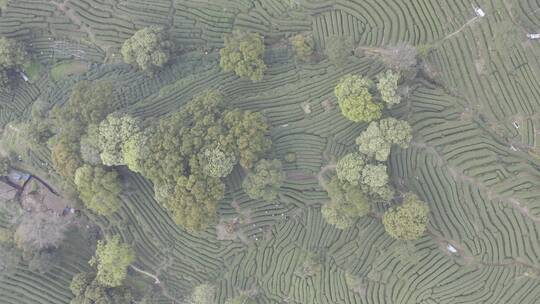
[50,60,89,81]
[23,59,43,81]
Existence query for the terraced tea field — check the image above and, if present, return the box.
[1,0,540,303]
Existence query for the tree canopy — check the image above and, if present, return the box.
[98,113,142,166]
[360,164,389,194]
[158,173,225,231]
[322,176,370,229]
[377,70,401,106]
[0,36,27,91]
[51,132,83,179]
[199,147,236,178]
[121,26,173,71]
[220,31,266,82]
[74,165,122,216]
[242,159,285,201]
[382,193,429,240]
[336,152,365,185]
[129,90,270,231]
[89,236,134,288]
[70,272,133,304]
[356,117,412,161]
[79,124,102,165]
[335,74,382,123]
[222,110,271,169]
[51,81,115,132]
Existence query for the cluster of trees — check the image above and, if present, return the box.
[334,70,401,123]
[30,79,274,233]
[70,236,134,303]
[321,71,429,240]
[46,80,124,215]
[0,36,27,91]
[115,90,272,231]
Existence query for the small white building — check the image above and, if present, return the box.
[446,244,458,254]
[474,7,485,17]
[19,71,29,82]
[527,33,540,40]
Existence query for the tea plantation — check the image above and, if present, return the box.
[1,0,540,303]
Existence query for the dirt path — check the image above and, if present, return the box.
[130,265,160,284]
[440,17,479,42]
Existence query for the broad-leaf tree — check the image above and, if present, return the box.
[51,132,83,178]
[98,113,142,166]
[220,31,266,81]
[377,70,401,106]
[222,110,271,169]
[322,176,369,229]
[356,117,412,161]
[121,26,173,71]
[89,236,134,288]
[51,80,115,132]
[336,152,365,185]
[199,147,236,178]
[242,159,285,201]
[383,193,429,240]
[157,173,225,231]
[70,272,133,304]
[335,74,382,123]
[74,165,122,216]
